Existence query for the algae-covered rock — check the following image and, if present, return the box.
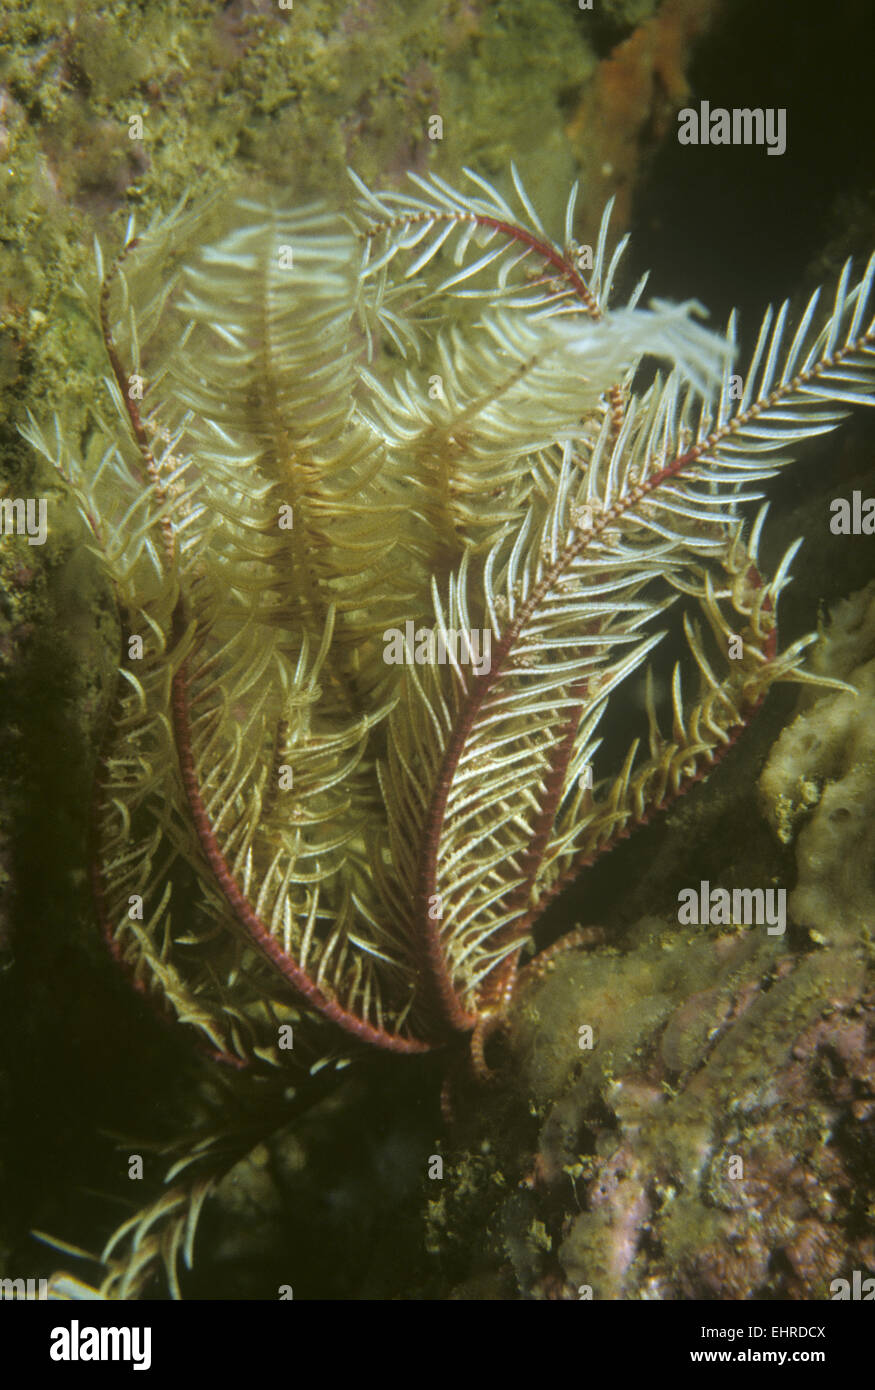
[760,582,875,947]
[433,919,872,1300]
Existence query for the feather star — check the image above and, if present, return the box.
[22,165,875,1297]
